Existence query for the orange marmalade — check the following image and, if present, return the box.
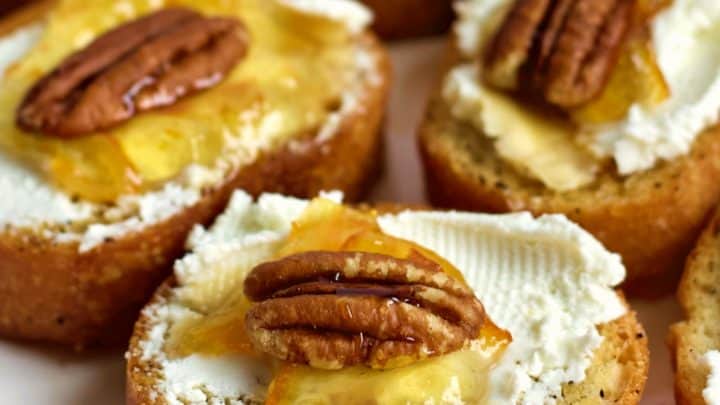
[168,198,511,404]
[0,0,358,202]
[570,0,672,124]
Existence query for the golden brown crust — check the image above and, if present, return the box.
[362,0,454,40]
[669,206,720,405]
[419,70,720,296]
[0,32,390,347]
[126,247,648,405]
[561,297,649,404]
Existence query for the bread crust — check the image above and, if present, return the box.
[362,0,453,40]
[0,33,390,347]
[561,296,649,404]
[419,85,720,297]
[126,273,648,404]
[669,206,720,405]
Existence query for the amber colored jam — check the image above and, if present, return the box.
[0,0,356,202]
[165,294,255,359]
[167,198,511,403]
[570,0,671,125]
[265,346,503,405]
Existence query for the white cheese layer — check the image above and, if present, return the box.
[139,191,626,404]
[450,0,720,180]
[0,2,374,252]
[705,350,720,405]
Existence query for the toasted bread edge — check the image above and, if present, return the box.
[669,206,720,405]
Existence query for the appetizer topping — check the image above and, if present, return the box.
[16,8,248,138]
[483,0,633,108]
[161,196,511,403]
[1,0,358,203]
[448,0,673,190]
[244,251,487,370]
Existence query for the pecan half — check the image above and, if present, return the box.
[16,8,249,138]
[243,251,487,370]
[483,0,633,108]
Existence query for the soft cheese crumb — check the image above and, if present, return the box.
[705,350,720,405]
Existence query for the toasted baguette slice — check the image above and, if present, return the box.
[0,6,390,347]
[128,281,647,405]
[419,50,720,295]
[362,0,453,40]
[669,207,720,404]
[126,196,649,405]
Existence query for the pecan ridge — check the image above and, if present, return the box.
[483,0,634,108]
[243,251,487,370]
[482,0,552,91]
[16,7,249,138]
